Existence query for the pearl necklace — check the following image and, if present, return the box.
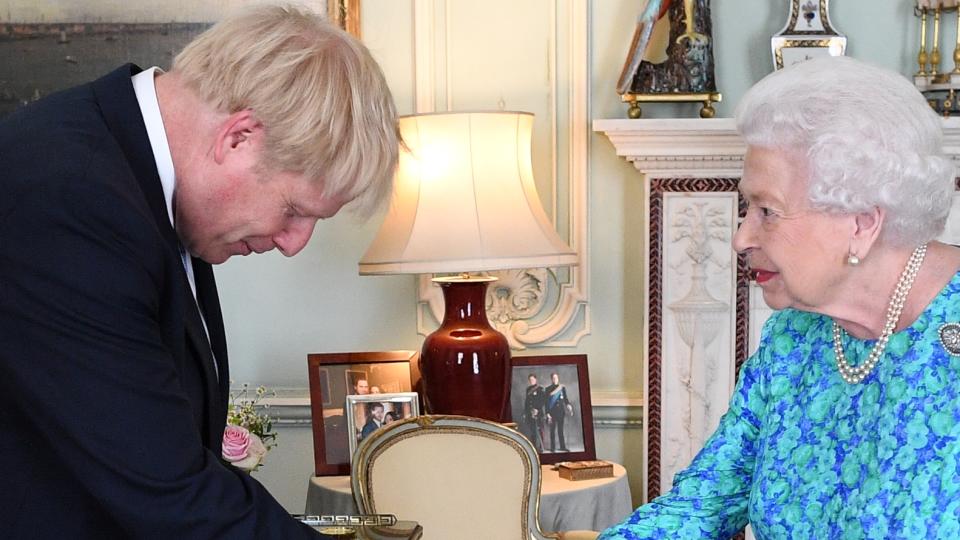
[832,243,927,384]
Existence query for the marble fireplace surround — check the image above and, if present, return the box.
[593,117,960,502]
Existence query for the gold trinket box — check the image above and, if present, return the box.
[557,460,614,481]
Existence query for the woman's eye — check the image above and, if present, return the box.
[760,207,773,217]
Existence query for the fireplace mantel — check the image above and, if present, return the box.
[594,117,960,176]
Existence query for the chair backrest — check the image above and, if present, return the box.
[351,415,554,540]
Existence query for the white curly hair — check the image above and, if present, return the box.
[735,55,955,247]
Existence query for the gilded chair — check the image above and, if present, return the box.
[351,414,599,540]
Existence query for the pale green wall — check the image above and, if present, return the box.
[220,0,919,390]
[221,0,924,514]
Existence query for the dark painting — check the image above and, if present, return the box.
[0,21,209,117]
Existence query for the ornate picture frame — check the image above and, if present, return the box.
[307,350,418,476]
[326,0,361,38]
[508,354,595,465]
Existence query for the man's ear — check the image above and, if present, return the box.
[212,109,261,165]
[850,206,884,260]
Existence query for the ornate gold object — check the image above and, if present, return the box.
[557,460,614,481]
[919,8,929,76]
[413,415,436,427]
[327,0,361,38]
[617,0,720,118]
[317,526,356,537]
[621,92,722,119]
[954,8,960,73]
[914,2,960,115]
[933,7,943,77]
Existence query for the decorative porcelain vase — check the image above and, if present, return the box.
[420,276,511,422]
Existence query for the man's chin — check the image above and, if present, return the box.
[195,249,233,265]
[187,242,254,265]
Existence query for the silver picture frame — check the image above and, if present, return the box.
[345,392,420,462]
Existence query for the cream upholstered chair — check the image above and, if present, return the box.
[351,415,599,540]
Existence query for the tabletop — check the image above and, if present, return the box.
[306,462,632,533]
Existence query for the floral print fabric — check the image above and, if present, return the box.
[600,271,960,539]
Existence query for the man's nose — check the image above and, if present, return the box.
[275,218,318,257]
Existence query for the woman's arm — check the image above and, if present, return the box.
[598,338,771,540]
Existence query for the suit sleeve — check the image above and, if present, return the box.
[0,148,322,538]
[597,346,770,539]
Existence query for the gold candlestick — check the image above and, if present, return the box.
[954,4,960,74]
[932,7,942,77]
[919,7,929,77]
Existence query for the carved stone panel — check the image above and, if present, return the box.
[661,192,738,489]
[647,177,751,498]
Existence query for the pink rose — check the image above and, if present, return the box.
[223,424,267,471]
[223,425,252,461]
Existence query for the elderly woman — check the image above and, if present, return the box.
[600,56,960,539]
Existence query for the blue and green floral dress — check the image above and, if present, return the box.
[600,271,960,539]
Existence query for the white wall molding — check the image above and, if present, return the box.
[411,0,591,350]
[593,118,744,177]
[596,117,960,175]
[257,387,641,428]
[412,0,438,112]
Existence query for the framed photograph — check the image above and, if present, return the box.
[345,392,420,461]
[307,350,418,476]
[0,1,357,119]
[508,354,595,465]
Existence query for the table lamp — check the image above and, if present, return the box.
[358,111,577,422]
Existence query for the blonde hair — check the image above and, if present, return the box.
[172,4,398,215]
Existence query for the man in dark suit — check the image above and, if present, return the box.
[359,402,386,442]
[0,5,398,539]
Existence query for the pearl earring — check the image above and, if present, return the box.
[847,253,860,266]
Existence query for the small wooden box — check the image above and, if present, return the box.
[557,460,614,481]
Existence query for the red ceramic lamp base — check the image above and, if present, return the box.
[419,276,511,422]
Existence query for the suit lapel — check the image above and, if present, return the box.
[91,64,227,448]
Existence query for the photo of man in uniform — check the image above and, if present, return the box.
[545,372,574,452]
[521,373,546,452]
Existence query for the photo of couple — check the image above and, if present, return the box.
[353,399,415,444]
[345,392,420,460]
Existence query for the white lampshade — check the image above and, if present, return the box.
[359,111,578,275]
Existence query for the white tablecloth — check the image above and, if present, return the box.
[306,462,632,533]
